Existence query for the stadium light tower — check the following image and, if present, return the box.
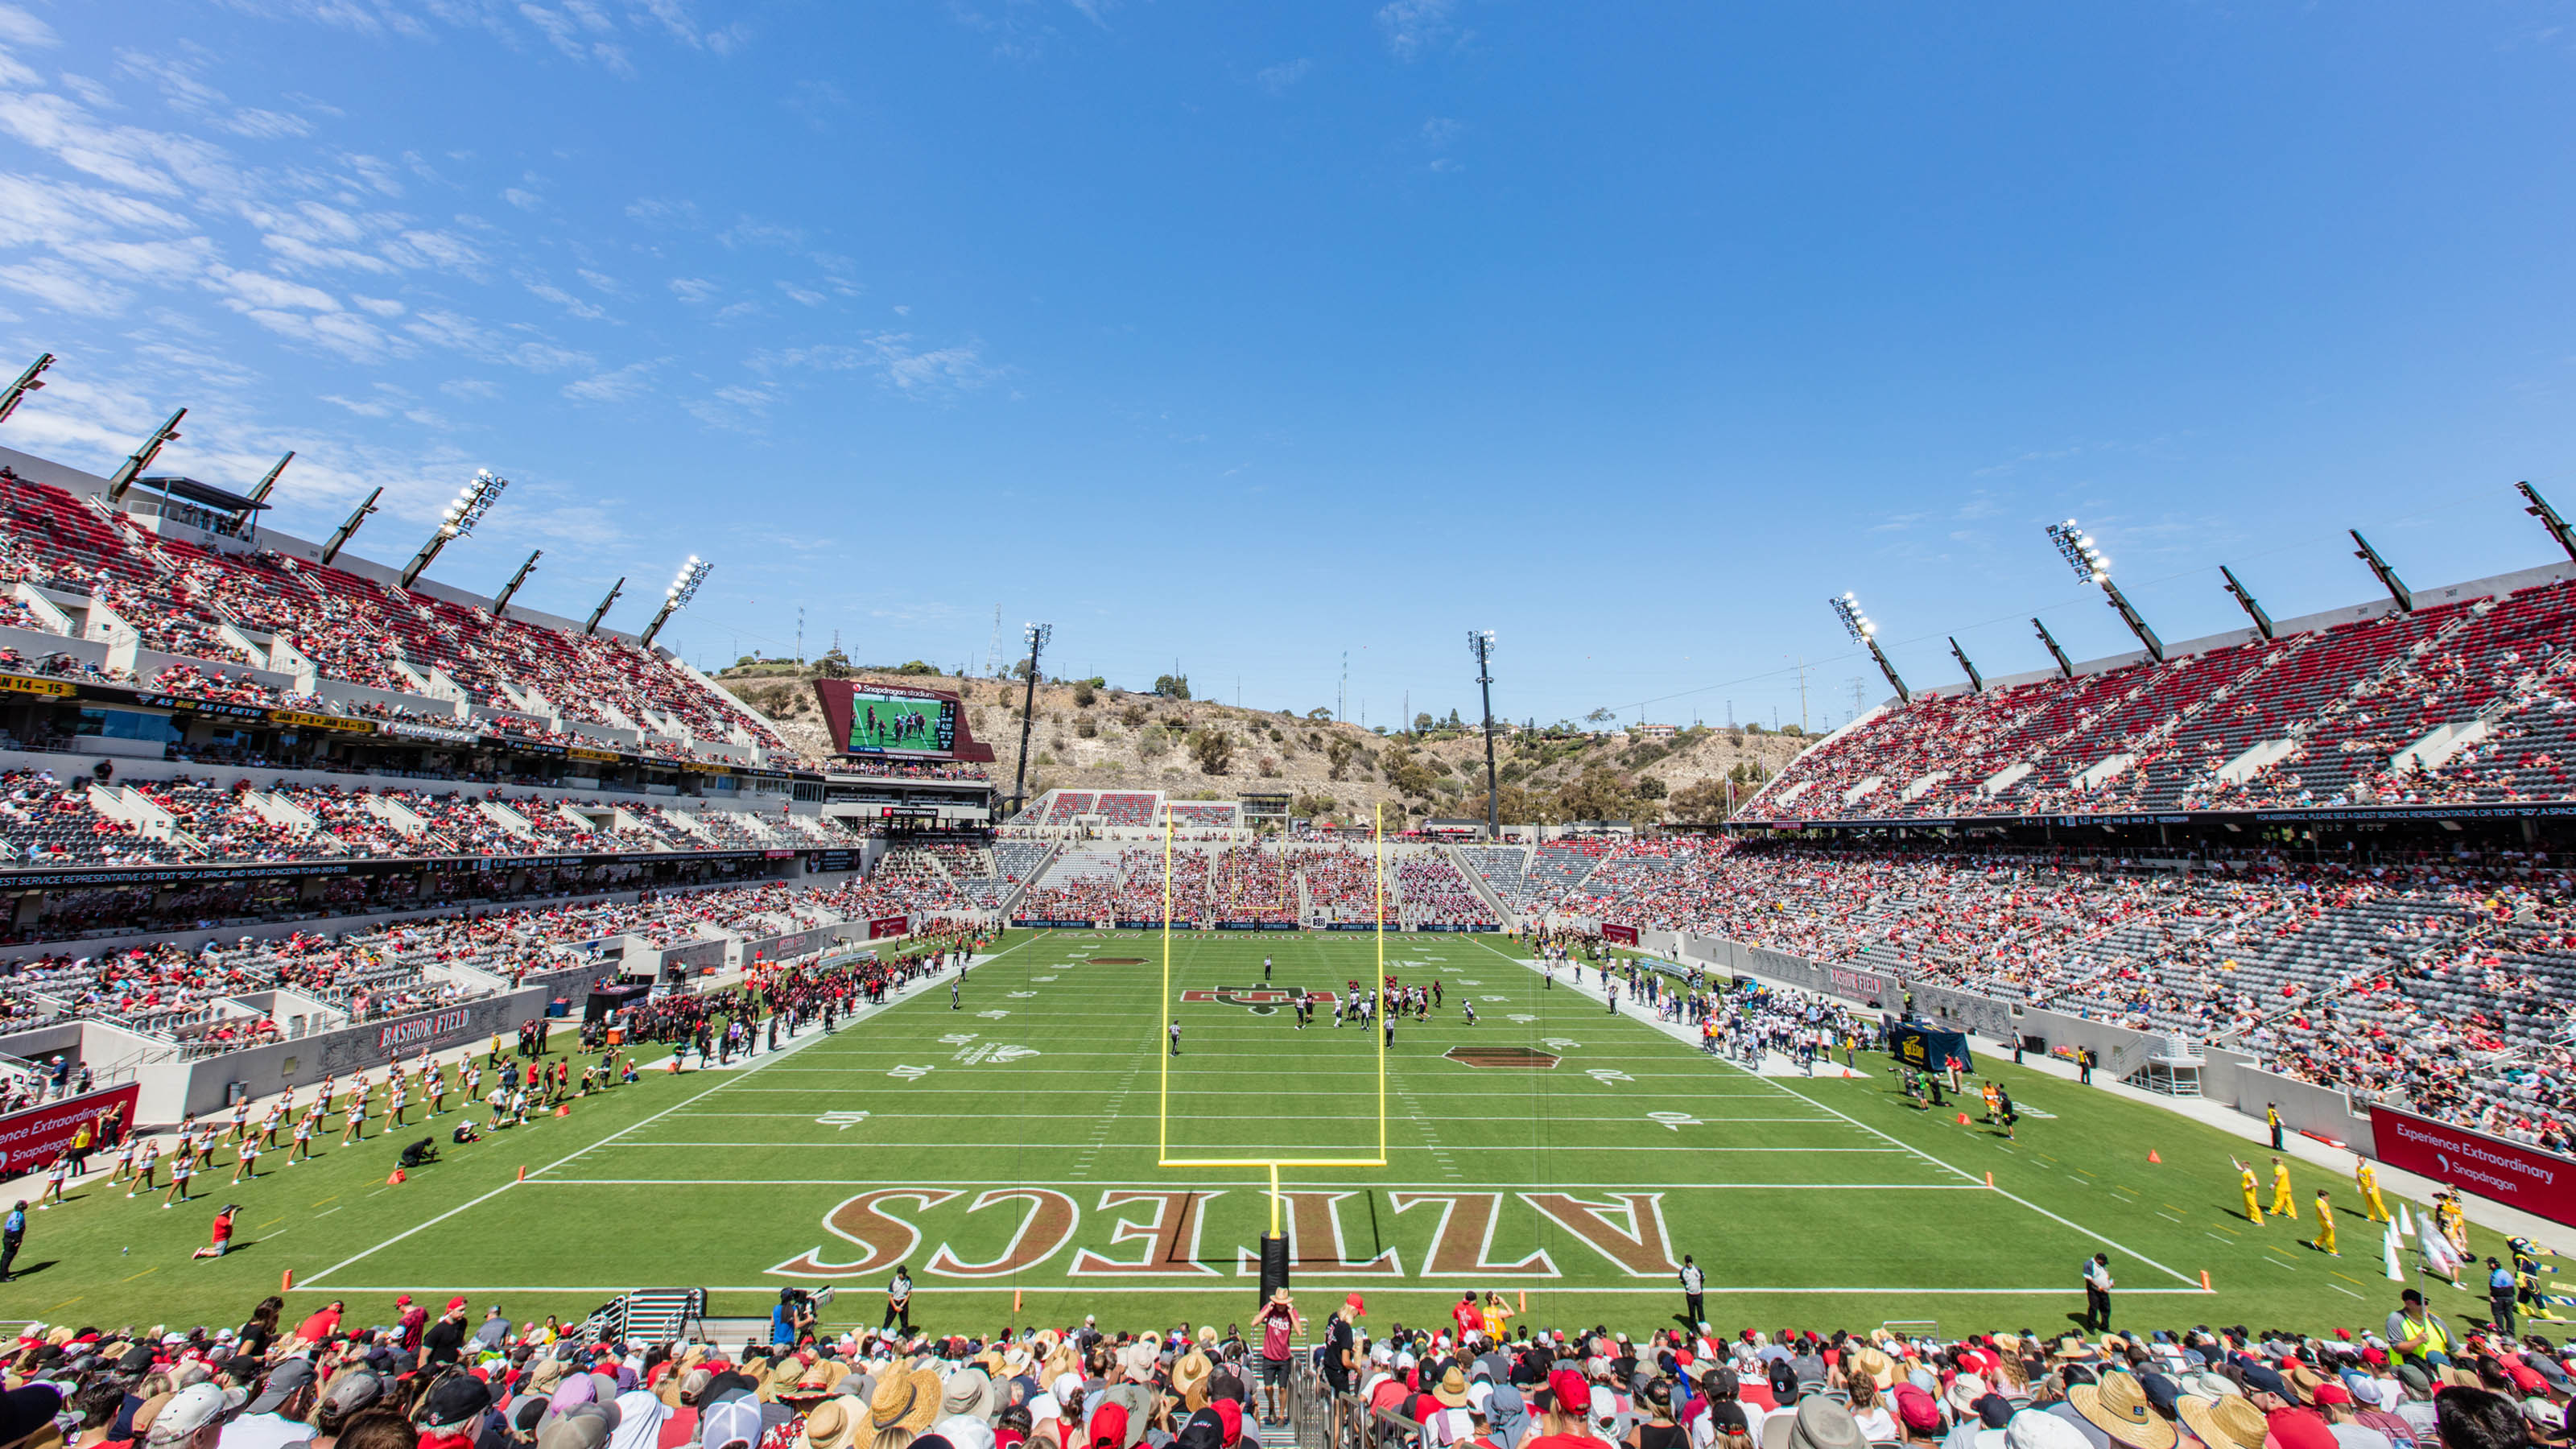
[2219,564,2275,640]
[491,549,541,617]
[640,555,711,647]
[2031,617,2074,679]
[2046,518,2161,662]
[0,353,52,425]
[1010,621,1053,818]
[584,576,625,636]
[246,451,295,507]
[2521,481,2576,564]
[402,469,508,588]
[1948,636,1984,693]
[104,407,187,503]
[1829,593,1908,704]
[320,487,381,565]
[2350,530,2413,613]
[1469,630,1500,841]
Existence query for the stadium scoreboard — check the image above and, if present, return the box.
[811,679,965,759]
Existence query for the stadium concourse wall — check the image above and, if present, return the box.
[1584,921,2384,1157]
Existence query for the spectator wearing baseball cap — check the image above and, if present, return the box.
[218,1360,318,1449]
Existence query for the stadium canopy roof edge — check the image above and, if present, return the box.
[134,474,267,511]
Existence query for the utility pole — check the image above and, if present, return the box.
[1797,658,1810,734]
[1339,650,1348,723]
[795,605,804,663]
[1471,630,1500,842]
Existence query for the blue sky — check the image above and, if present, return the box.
[2,3,2575,732]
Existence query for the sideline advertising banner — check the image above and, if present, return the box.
[0,1085,140,1175]
[2370,1104,2576,1226]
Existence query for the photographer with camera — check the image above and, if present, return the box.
[774,1286,818,1347]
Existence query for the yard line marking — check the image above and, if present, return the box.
[122,1267,158,1282]
[2331,1285,2363,1298]
[2206,1232,2231,1243]
[1473,938,2207,1290]
[2157,1212,2183,1224]
[301,931,1051,1288]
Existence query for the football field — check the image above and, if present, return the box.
[15,928,2479,1336]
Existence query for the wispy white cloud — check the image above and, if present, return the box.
[1254,58,1311,94]
[562,357,656,402]
[1377,0,1463,60]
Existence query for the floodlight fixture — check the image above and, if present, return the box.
[0,353,52,426]
[2521,481,2576,564]
[639,555,711,646]
[104,407,187,503]
[1469,630,1500,840]
[401,469,510,588]
[1010,621,1055,816]
[2043,517,2161,662]
[1828,592,1909,704]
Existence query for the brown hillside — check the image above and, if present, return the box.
[715,666,1810,825]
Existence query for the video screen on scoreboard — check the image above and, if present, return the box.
[845,693,956,755]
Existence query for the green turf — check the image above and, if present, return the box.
[0,929,2513,1343]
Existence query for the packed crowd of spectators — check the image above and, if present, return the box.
[1740,577,2576,824]
[0,471,801,768]
[3,1284,2569,1449]
[1541,834,2576,1154]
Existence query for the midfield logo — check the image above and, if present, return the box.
[1178,985,1335,1016]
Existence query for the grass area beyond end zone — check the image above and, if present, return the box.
[0,931,2503,1344]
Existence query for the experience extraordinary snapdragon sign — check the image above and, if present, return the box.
[0,1085,138,1174]
[2369,1104,2576,1226]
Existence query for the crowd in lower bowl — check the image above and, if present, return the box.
[2,1283,2572,1449]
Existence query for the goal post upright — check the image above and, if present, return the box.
[1158,803,1388,1316]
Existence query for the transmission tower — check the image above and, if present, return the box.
[985,606,1005,677]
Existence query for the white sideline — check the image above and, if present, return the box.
[295,932,1046,1289]
[1472,938,2210,1291]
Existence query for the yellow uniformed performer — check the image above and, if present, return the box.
[2438,1192,2469,1256]
[2270,1157,2298,1219]
[2312,1190,2339,1256]
[2356,1159,2391,1223]
[2235,1158,2264,1225]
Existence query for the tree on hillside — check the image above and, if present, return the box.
[1187,727,1235,774]
[1154,674,1191,700]
[1413,712,1435,733]
[1384,752,1442,800]
[1460,782,1554,825]
[1669,777,1734,826]
[1554,765,1646,824]
[1071,680,1097,708]
[894,660,939,675]
[1306,707,1334,721]
[1326,737,1357,781]
[1585,707,1616,724]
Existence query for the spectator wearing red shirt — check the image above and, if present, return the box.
[1452,1293,1485,1341]
[293,1301,342,1341]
